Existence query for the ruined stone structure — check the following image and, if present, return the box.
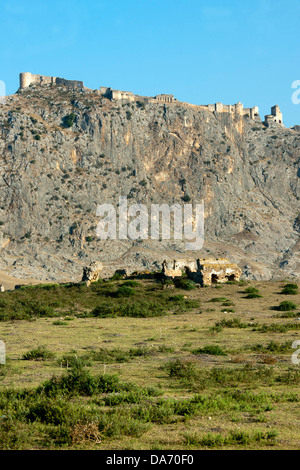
[264,105,283,127]
[196,259,242,286]
[18,72,266,122]
[99,87,135,102]
[81,261,103,286]
[19,72,84,91]
[206,102,259,119]
[162,258,242,286]
[153,94,177,103]
[162,259,198,278]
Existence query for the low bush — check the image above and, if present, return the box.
[89,346,152,363]
[183,429,278,448]
[174,279,197,290]
[22,346,55,361]
[192,345,227,356]
[251,341,293,353]
[40,369,123,397]
[215,318,250,329]
[280,284,298,295]
[245,292,262,298]
[209,297,228,303]
[277,301,297,311]
[115,285,135,297]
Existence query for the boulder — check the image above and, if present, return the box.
[82,261,103,286]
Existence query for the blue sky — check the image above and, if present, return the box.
[0,0,300,127]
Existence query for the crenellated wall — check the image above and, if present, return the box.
[207,102,259,119]
[19,72,84,91]
[19,72,262,121]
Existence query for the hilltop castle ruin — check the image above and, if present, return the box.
[162,258,242,286]
[19,72,84,91]
[18,72,283,125]
[264,105,284,127]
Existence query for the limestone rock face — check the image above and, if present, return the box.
[0,85,299,282]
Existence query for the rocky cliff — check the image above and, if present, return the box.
[0,84,299,283]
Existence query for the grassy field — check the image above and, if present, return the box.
[0,274,299,450]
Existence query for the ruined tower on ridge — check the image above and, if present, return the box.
[264,105,284,127]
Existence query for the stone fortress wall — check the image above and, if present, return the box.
[19,72,84,91]
[18,72,283,125]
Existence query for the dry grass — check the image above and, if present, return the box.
[0,278,299,449]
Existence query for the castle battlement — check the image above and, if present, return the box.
[18,72,265,122]
[19,72,84,91]
[206,102,259,120]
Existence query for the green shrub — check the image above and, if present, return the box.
[251,341,293,353]
[26,397,75,425]
[277,301,297,311]
[215,318,249,329]
[164,359,198,380]
[62,113,76,128]
[136,100,145,109]
[58,354,92,368]
[120,301,166,318]
[192,345,227,356]
[122,280,139,287]
[169,294,185,302]
[22,346,55,361]
[111,272,124,280]
[174,279,196,290]
[222,300,235,306]
[209,297,228,303]
[278,311,299,318]
[115,286,135,297]
[25,301,56,317]
[89,347,151,363]
[40,369,122,397]
[183,429,278,448]
[91,304,117,317]
[245,292,262,298]
[281,284,298,295]
[255,322,300,333]
[245,287,259,294]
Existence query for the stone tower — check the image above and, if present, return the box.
[264,105,283,127]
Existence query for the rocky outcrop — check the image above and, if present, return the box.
[81,261,103,286]
[0,84,299,282]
